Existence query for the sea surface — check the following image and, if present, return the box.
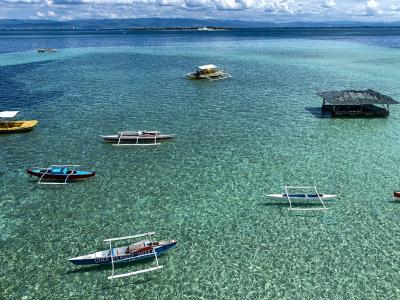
[1,28,400,299]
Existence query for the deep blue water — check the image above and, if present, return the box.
[1,27,400,54]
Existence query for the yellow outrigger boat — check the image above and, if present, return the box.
[0,111,38,133]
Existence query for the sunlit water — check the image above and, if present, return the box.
[1,29,400,299]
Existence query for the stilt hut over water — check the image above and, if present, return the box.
[317,89,398,117]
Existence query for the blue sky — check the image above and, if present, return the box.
[1,0,400,21]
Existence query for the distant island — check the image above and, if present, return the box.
[1,18,400,30]
[128,26,228,31]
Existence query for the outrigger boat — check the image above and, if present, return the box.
[394,191,400,198]
[0,111,38,133]
[100,131,174,146]
[266,186,337,211]
[37,48,56,53]
[27,165,95,185]
[69,232,177,279]
[187,64,230,81]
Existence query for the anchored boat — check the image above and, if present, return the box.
[27,165,95,185]
[100,131,174,146]
[187,64,230,80]
[266,186,337,211]
[69,232,177,280]
[0,111,38,133]
[37,48,56,53]
[69,239,176,266]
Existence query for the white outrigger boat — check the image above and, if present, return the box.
[266,186,337,211]
[186,64,230,81]
[100,131,175,146]
[69,232,177,280]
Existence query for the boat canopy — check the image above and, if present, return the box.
[105,232,163,280]
[0,111,19,118]
[198,64,217,70]
[35,164,81,185]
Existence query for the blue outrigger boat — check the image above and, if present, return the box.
[69,232,176,280]
[27,164,95,184]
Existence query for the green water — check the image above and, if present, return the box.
[1,35,400,299]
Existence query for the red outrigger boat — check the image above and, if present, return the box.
[394,191,400,198]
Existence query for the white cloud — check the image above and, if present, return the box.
[2,0,400,21]
[322,0,335,8]
[264,0,295,14]
[365,0,380,15]
[2,0,41,3]
[36,11,45,16]
[158,0,183,6]
[47,10,57,16]
[389,4,400,11]
[184,0,210,8]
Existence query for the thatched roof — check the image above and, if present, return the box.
[317,89,399,106]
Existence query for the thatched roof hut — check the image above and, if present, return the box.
[317,89,398,117]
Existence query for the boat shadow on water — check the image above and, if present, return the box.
[388,199,400,204]
[259,201,331,216]
[64,265,152,292]
[64,260,156,289]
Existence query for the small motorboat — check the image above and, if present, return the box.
[69,239,177,266]
[27,165,95,184]
[0,111,38,133]
[187,64,230,80]
[100,131,174,146]
[37,48,56,53]
[394,191,400,198]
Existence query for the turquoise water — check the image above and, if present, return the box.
[2,30,400,299]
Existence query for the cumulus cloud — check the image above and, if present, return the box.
[365,0,380,15]
[389,4,400,11]
[264,0,294,14]
[158,0,183,6]
[185,0,210,8]
[322,0,335,8]
[2,0,400,21]
[2,0,41,3]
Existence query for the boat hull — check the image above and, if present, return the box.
[69,240,177,266]
[394,191,400,198]
[100,134,174,142]
[27,168,95,181]
[266,194,337,200]
[186,73,229,80]
[0,120,38,133]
